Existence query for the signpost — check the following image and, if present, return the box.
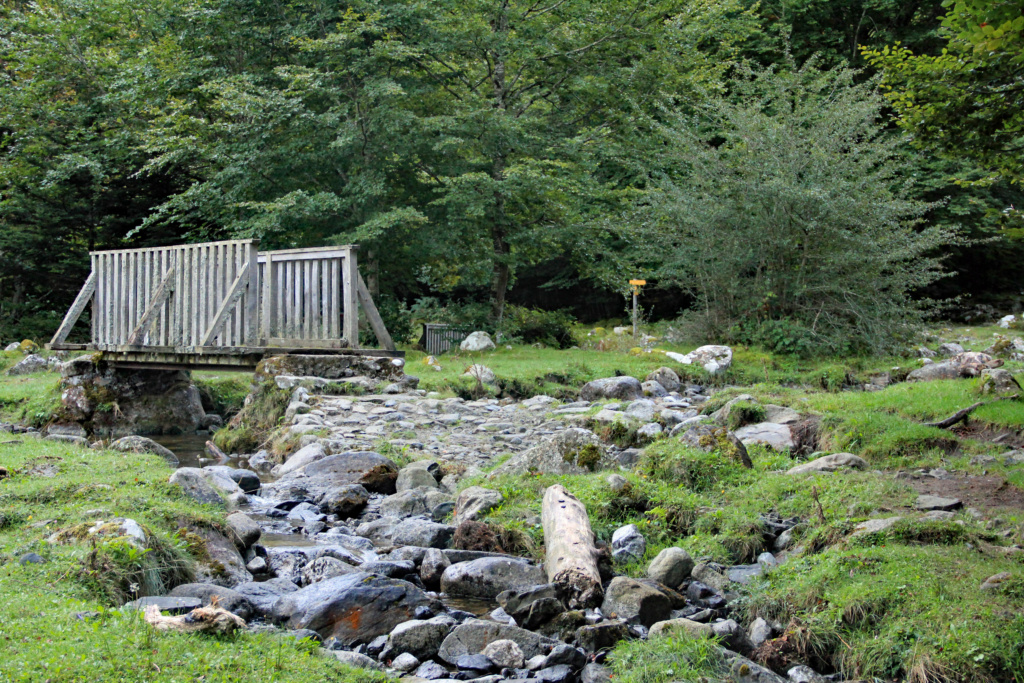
[629,279,646,341]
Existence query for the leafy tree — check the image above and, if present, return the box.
[642,61,957,354]
[865,0,1024,186]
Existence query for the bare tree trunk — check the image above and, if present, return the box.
[542,484,603,609]
[489,1,511,323]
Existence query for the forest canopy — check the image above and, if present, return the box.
[1,0,1022,349]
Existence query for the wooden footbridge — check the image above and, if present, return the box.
[47,240,401,370]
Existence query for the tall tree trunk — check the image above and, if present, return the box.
[489,2,510,323]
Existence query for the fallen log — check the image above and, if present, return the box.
[542,484,603,609]
[143,603,246,635]
[924,394,1019,429]
[205,440,228,462]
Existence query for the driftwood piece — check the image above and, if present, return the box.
[205,440,228,461]
[143,604,246,634]
[542,485,603,609]
[924,394,1019,429]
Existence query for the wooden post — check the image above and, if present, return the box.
[542,485,603,609]
[632,289,638,342]
[342,246,359,348]
[244,241,259,345]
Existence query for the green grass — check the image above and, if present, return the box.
[193,372,252,420]
[0,437,379,682]
[0,368,61,428]
[608,635,725,683]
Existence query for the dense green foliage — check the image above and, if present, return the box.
[1,0,1022,348]
[642,62,954,354]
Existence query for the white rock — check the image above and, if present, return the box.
[461,331,496,352]
[665,345,733,375]
[999,315,1016,328]
[463,364,496,384]
[786,452,867,475]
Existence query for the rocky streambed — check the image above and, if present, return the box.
[135,364,824,683]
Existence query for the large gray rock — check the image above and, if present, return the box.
[167,583,254,620]
[300,556,358,586]
[276,442,327,476]
[233,578,299,617]
[734,423,793,450]
[490,428,614,477]
[225,512,261,550]
[275,572,438,644]
[461,331,496,352]
[397,465,440,491]
[441,557,545,600]
[786,453,867,475]
[269,451,399,499]
[438,619,557,664]
[483,639,525,669]
[645,367,681,393]
[381,489,433,518]
[319,484,370,517]
[168,468,223,507]
[907,351,1002,382]
[7,354,48,375]
[611,524,646,564]
[600,577,672,627]
[191,527,252,587]
[384,617,454,661]
[579,377,643,402]
[109,436,178,462]
[59,358,207,437]
[647,547,694,589]
[332,651,384,671]
[421,548,451,589]
[455,487,504,524]
[391,518,456,548]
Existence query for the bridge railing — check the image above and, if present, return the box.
[49,240,394,353]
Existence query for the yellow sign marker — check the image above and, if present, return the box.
[629,279,646,286]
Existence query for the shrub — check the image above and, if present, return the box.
[645,60,956,355]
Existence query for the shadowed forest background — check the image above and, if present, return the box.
[2,0,1022,352]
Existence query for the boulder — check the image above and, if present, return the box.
[491,428,614,477]
[600,577,672,627]
[665,345,732,375]
[276,442,327,476]
[937,342,965,357]
[300,556,358,586]
[625,399,656,422]
[7,354,48,375]
[167,583,254,620]
[191,526,252,587]
[391,653,420,672]
[455,487,504,524]
[483,639,525,669]
[500,584,565,630]
[385,617,454,661]
[647,547,694,589]
[575,621,629,651]
[319,484,370,517]
[275,572,438,644]
[641,381,668,398]
[441,557,546,600]
[420,548,451,589]
[397,465,440,491]
[915,495,962,511]
[225,512,261,550]
[461,332,496,353]
[851,516,902,538]
[678,424,750,466]
[579,377,643,402]
[645,367,681,393]
[648,618,712,639]
[437,619,557,663]
[109,436,177,462]
[123,596,202,615]
[381,489,434,518]
[611,524,646,564]
[907,351,1002,382]
[391,518,456,548]
[786,453,867,475]
[59,358,207,437]
[980,368,1021,395]
[168,468,223,507]
[269,451,399,499]
[233,578,299,617]
[464,364,497,385]
[734,423,793,450]
[332,651,384,671]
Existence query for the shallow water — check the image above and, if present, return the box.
[152,433,249,470]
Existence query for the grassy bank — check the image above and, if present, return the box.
[0,437,378,682]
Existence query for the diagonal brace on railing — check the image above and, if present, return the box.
[49,271,97,347]
[201,260,253,346]
[126,266,176,346]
